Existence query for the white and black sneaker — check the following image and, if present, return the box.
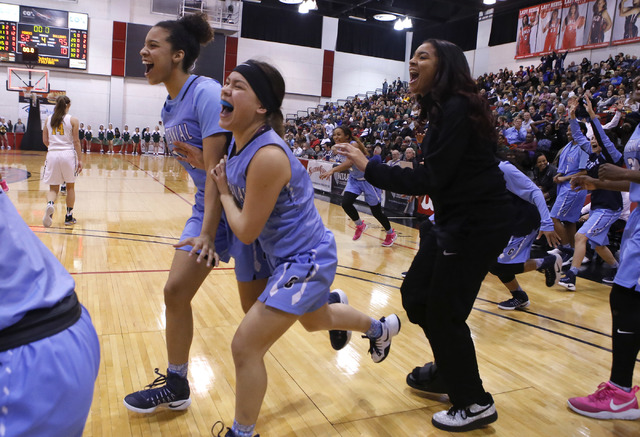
[366,314,401,363]
[43,203,54,227]
[432,401,498,432]
[123,368,191,413]
[328,289,352,350]
[497,296,530,311]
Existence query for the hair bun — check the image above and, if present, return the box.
[179,12,214,45]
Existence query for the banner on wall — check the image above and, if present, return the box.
[582,0,616,49]
[516,5,542,58]
[612,0,640,45]
[559,0,589,51]
[538,1,565,55]
[516,0,640,57]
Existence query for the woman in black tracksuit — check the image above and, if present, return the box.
[337,39,514,432]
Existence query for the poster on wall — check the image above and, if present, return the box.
[538,1,564,54]
[612,0,640,45]
[559,0,589,51]
[582,0,615,49]
[516,6,541,58]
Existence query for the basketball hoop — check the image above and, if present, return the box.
[23,86,33,100]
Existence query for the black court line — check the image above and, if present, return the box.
[336,269,640,363]
[31,225,179,241]
[32,229,176,246]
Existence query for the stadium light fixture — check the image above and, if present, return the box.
[280,0,303,4]
[402,17,412,29]
[373,13,396,22]
[394,18,404,30]
[483,0,497,5]
[299,1,309,13]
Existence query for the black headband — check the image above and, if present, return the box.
[233,62,280,114]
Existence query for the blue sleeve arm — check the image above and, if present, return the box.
[570,118,591,155]
[590,117,623,164]
[500,162,554,231]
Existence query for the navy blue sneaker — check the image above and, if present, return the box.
[328,289,351,350]
[123,368,191,413]
[211,421,260,437]
[602,268,617,285]
[539,253,562,287]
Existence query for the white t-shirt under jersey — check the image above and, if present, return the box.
[46,114,74,151]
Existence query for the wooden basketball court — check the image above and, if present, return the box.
[2,150,637,436]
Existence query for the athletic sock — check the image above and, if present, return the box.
[355,219,363,226]
[386,228,394,235]
[231,420,255,437]
[608,261,620,269]
[511,287,528,300]
[47,201,54,206]
[66,207,73,215]
[534,258,544,269]
[569,266,579,275]
[365,318,382,339]
[168,362,188,379]
[610,381,632,392]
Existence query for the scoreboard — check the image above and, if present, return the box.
[0,3,88,69]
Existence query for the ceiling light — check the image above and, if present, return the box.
[299,1,309,13]
[394,18,404,30]
[373,13,396,22]
[349,15,367,22]
[280,0,303,4]
[402,17,412,29]
[483,0,496,4]
[308,0,317,10]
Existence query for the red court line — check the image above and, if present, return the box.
[69,267,235,275]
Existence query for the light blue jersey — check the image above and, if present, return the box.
[624,123,640,203]
[345,154,383,206]
[225,127,335,314]
[160,75,268,280]
[498,161,552,264]
[551,122,590,222]
[614,122,640,291]
[0,187,100,437]
[1,188,75,329]
[162,75,227,209]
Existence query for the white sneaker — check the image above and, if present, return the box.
[367,314,401,363]
[432,401,498,432]
[42,203,54,227]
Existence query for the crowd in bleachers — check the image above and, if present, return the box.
[288,49,640,288]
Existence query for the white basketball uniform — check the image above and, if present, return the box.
[43,114,78,185]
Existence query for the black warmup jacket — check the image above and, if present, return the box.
[364,95,514,251]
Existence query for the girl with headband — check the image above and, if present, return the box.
[209,59,401,437]
[123,13,270,415]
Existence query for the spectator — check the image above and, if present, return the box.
[13,118,25,133]
[532,151,557,205]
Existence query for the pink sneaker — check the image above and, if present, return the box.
[568,382,640,420]
[381,230,397,247]
[0,179,8,192]
[353,222,368,240]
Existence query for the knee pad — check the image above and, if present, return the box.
[489,262,523,284]
[610,284,640,333]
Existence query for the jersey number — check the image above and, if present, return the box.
[54,125,64,136]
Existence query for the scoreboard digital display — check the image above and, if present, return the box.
[0,3,88,69]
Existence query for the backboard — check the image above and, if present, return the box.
[7,67,49,93]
